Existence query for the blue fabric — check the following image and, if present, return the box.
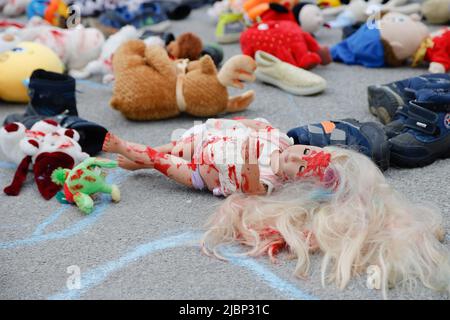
[331,24,385,68]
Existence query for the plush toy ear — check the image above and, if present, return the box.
[20,138,40,156]
[200,55,217,75]
[63,128,80,142]
[270,2,289,13]
[31,119,60,133]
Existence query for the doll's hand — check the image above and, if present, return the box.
[429,62,446,74]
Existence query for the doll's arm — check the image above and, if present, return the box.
[240,138,267,195]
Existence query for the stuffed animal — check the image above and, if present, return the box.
[110,40,256,120]
[323,0,421,29]
[2,0,30,16]
[0,120,89,199]
[257,2,325,34]
[0,33,20,52]
[166,32,203,61]
[240,20,331,70]
[331,12,429,68]
[52,157,120,214]
[207,0,245,21]
[0,42,64,103]
[243,0,299,22]
[27,0,69,27]
[3,17,105,71]
[69,25,140,83]
[422,0,450,24]
[411,29,450,74]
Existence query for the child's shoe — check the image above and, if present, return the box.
[368,73,450,125]
[215,12,245,44]
[389,88,450,167]
[3,69,107,156]
[287,119,390,170]
[254,51,326,96]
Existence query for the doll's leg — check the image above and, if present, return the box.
[98,183,121,202]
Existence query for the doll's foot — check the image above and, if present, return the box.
[111,184,121,202]
[102,132,124,154]
[117,154,149,171]
[318,46,332,65]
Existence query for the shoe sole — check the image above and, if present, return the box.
[341,119,390,171]
[216,33,241,44]
[367,85,404,125]
[255,69,326,96]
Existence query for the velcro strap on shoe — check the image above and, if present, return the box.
[329,128,346,145]
[404,102,439,135]
[414,100,450,112]
[308,125,328,147]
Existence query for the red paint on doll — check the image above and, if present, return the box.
[154,163,171,176]
[178,150,183,157]
[228,165,240,189]
[70,169,84,181]
[187,162,197,171]
[71,183,83,191]
[241,173,250,192]
[296,151,331,180]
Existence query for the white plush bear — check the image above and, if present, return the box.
[2,0,30,17]
[3,17,105,70]
[69,25,140,83]
[0,120,89,199]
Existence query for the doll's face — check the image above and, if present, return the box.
[278,145,330,180]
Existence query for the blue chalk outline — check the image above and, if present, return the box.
[48,231,317,300]
[0,169,130,249]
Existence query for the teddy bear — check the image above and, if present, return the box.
[69,25,140,83]
[422,0,450,24]
[240,20,331,70]
[110,40,256,121]
[0,120,89,199]
[331,12,429,68]
[3,17,105,71]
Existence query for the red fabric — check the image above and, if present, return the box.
[426,30,450,72]
[240,20,322,69]
[33,152,75,200]
[63,183,75,203]
[4,156,32,196]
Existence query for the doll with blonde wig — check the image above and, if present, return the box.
[102,118,450,298]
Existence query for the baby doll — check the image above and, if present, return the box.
[332,12,429,68]
[102,117,450,298]
[240,20,331,70]
[412,29,450,74]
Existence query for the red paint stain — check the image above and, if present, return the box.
[70,169,84,181]
[83,176,96,182]
[71,184,83,191]
[135,160,145,165]
[228,165,240,189]
[178,150,183,157]
[241,173,250,192]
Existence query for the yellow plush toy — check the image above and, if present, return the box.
[0,42,64,103]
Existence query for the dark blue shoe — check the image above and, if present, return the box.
[287,119,390,170]
[368,74,450,125]
[389,88,450,167]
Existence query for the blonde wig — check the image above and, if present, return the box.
[201,147,450,299]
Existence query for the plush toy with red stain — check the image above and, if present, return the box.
[52,157,120,214]
[240,20,331,70]
[0,119,88,199]
[425,29,450,73]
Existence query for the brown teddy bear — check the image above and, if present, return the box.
[166,32,203,61]
[110,40,256,120]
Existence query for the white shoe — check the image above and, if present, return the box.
[254,50,327,96]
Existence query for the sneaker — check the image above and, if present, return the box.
[287,118,390,170]
[215,12,245,44]
[201,43,224,66]
[254,51,326,96]
[368,73,450,125]
[389,88,450,167]
[3,69,107,156]
[97,2,171,36]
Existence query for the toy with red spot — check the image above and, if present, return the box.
[52,157,121,214]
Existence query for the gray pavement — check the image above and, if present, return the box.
[0,7,449,300]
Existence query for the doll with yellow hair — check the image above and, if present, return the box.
[102,117,450,299]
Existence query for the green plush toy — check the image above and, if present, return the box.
[51,157,121,214]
